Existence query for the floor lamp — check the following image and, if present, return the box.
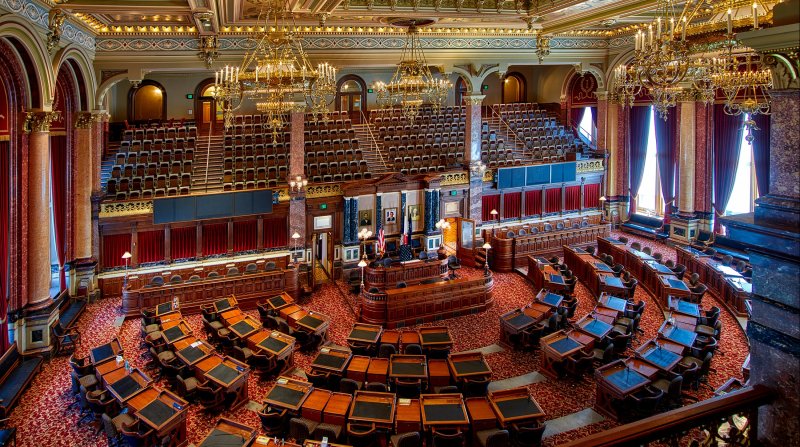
[122,251,132,288]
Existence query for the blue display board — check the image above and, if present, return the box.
[153,190,273,224]
[497,162,577,191]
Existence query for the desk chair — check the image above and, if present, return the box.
[630,387,664,419]
[461,376,490,397]
[196,383,226,411]
[348,341,373,357]
[394,378,422,399]
[307,370,331,389]
[586,246,596,256]
[511,422,545,447]
[642,246,652,255]
[290,417,319,442]
[366,382,389,392]
[339,378,361,395]
[390,430,421,447]
[259,406,288,437]
[347,423,383,447]
[650,373,684,410]
[522,325,545,351]
[437,385,460,394]
[404,343,423,355]
[426,346,451,359]
[101,413,123,447]
[564,352,595,380]
[618,236,629,244]
[120,420,155,447]
[314,423,344,443]
[630,242,642,251]
[592,343,614,366]
[477,429,510,447]
[688,283,708,304]
[52,323,80,357]
[378,343,397,359]
[86,390,116,434]
[176,374,204,402]
[610,332,632,357]
[652,252,663,263]
[432,428,465,447]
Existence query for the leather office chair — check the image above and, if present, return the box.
[347,423,382,447]
[365,382,389,392]
[196,383,226,410]
[307,370,331,389]
[631,387,664,419]
[258,405,288,437]
[404,343,423,355]
[120,420,155,447]
[432,428,465,447]
[689,283,708,304]
[511,422,545,447]
[394,378,422,399]
[176,374,204,402]
[564,351,595,380]
[476,429,510,447]
[390,430,421,447]
[630,242,642,251]
[52,323,80,356]
[462,377,490,397]
[314,423,344,443]
[289,417,319,442]
[378,343,397,359]
[339,378,361,395]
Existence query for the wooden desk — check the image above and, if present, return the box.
[129,387,189,444]
[656,275,691,307]
[323,392,353,426]
[227,316,261,340]
[598,275,626,297]
[103,367,152,403]
[669,312,699,331]
[291,310,331,337]
[592,306,620,323]
[420,394,469,431]
[427,359,452,387]
[264,377,313,412]
[499,308,537,347]
[667,297,701,317]
[488,387,545,427]
[194,355,250,409]
[659,321,698,348]
[389,355,428,382]
[220,308,244,322]
[594,359,652,420]
[155,302,177,316]
[642,260,676,294]
[524,303,554,322]
[311,347,352,375]
[348,323,383,346]
[173,336,215,366]
[197,418,256,447]
[395,398,422,433]
[90,338,123,364]
[598,293,628,313]
[367,358,390,384]
[534,289,563,308]
[419,327,453,349]
[348,391,396,429]
[576,315,614,340]
[565,329,596,350]
[622,357,660,380]
[94,357,125,381]
[400,331,421,347]
[724,277,752,317]
[540,331,585,379]
[465,397,498,432]
[248,330,296,360]
[279,304,303,320]
[264,293,294,312]
[447,353,492,381]
[301,389,332,423]
[345,355,371,382]
[161,320,192,345]
[380,330,401,348]
[213,296,238,313]
[636,339,684,371]
[158,311,182,324]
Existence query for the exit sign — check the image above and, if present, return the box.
[367,88,374,93]
[320,203,328,210]
[186,94,194,99]
[450,190,458,196]
[482,84,489,91]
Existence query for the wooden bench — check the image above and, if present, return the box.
[0,343,43,419]
[58,294,87,329]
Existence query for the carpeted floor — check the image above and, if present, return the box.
[5,233,750,446]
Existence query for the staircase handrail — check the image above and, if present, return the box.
[359,110,387,171]
[204,123,214,192]
[489,106,530,159]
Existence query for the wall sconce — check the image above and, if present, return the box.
[290,175,308,193]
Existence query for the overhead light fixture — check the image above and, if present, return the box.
[374,20,451,123]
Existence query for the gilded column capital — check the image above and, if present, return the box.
[23,111,61,133]
[74,112,93,129]
[463,94,485,106]
[595,90,610,101]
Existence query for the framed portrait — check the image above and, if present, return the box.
[408,204,420,221]
[358,210,372,227]
[384,207,397,224]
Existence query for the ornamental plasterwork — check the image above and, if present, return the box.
[99,200,153,218]
[440,172,469,186]
[306,184,343,199]
[576,158,603,173]
[23,111,60,133]
[0,0,96,51]
[482,169,494,182]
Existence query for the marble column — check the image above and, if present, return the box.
[424,189,434,234]
[343,197,353,245]
[677,100,695,215]
[693,102,713,230]
[720,89,800,447]
[351,198,359,241]
[434,189,441,224]
[25,112,59,309]
[90,111,108,273]
[606,103,628,223]
[73,113,94,261]
[595,91,609,153]
[288,109,306,250]
[375,194,383,234]
[463,94,485,165]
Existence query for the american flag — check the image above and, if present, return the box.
[377,228,385,255]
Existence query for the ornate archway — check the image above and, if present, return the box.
[335,74,367,123]
[501,72,526,104]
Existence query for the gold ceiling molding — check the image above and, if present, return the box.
[99,200,153,218]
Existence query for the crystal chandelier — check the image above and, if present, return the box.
[612,64,642,108]
[374,21,451,122]
[713,51,772,136]
[212,0,336,135]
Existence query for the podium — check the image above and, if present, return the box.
[399,244,414,262]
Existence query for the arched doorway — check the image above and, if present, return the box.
[455,76,468,105]
[336,75,367,124]
[128,80,167,125]
[195,78,221,131]
[502,73,526,104]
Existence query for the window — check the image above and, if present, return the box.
[578,107,594,144]
[636,106,663,216]
[724,115,758,215]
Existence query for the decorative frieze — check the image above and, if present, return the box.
[440,172,469,186]
[99,200,153,218]
[306,183,342,199]
[576,159,604,173]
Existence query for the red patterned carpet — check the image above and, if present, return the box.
[6,234,750,446]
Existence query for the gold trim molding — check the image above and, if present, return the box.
[306,184,342,199]
[23,111,61,133]
[99,200,153,218]
[441,172,469,186]
[576,159,604,173]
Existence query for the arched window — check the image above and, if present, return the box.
[128,80,167,123]
[455,77,468,105]
[502,73,526,104]
[336,75,367,123]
